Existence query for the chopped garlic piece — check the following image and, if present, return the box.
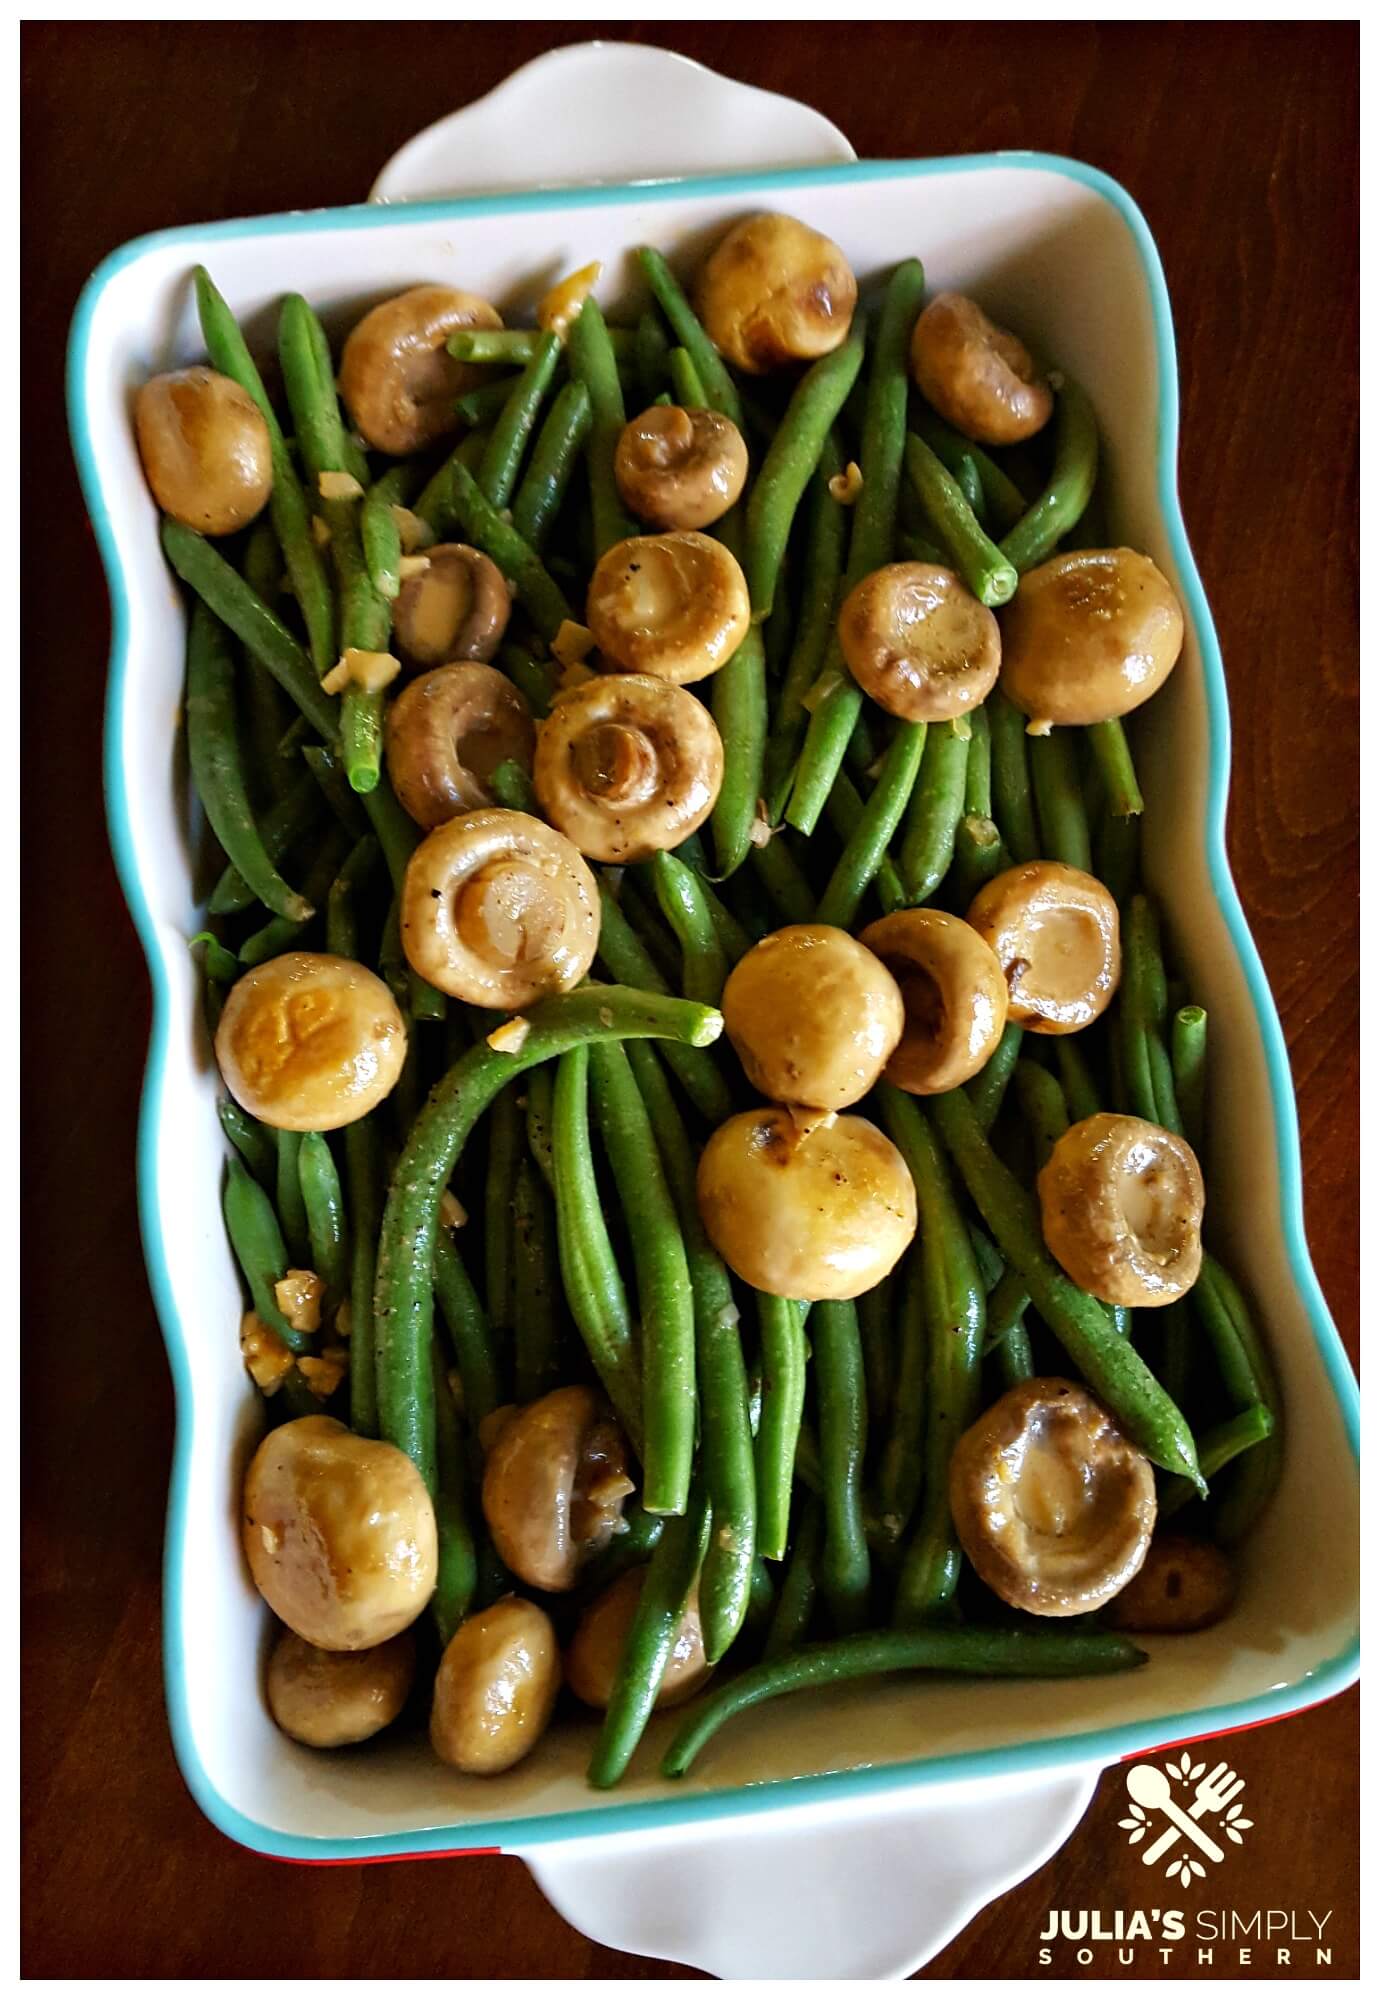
[318,470,364,501]
[439,1189,468,1230]
[322,647,402,696]
[558,659,595,694]
[261,1524,281,1555]
[801,671,842,715]
[397,553,432,580]
[240,1309,293,1393]
[321,1343,350,1370]
[952,713,973,742]
[538,261,603,340]
[748,803,775,849]
[486,1015,532,1055]
[334,1301,353,1339]
[551,619,596,671]
[310,514,332,548]
[391,505,436,554]
[274,1269,323,1335]
[1025,715,1053,738]
[299,1353,347,1400]
[829,460,864,504]
[787,1104,838,1141]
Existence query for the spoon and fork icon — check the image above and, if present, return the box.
[1125,1761,1246,1866]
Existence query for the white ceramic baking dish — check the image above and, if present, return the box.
[70,44,1358,1979]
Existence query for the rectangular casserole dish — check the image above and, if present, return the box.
[69,154,1360,1862]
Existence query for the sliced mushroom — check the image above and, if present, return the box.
[339,285,502,455]
[385,663,534,829]
[215,951,408,1130]
[999,548,1185,729]
[401,808,599,1008]
[532,673,724,864]
[721,924,904,1110]
[1103,1535,1235,1633]
[948,1378,1157,1616]
[966,862,1121,1035]
[1037,1113,1205,1307]
[481,1386,634,1592]
[586,531,751,684]
[134,366,272,535]
[910,292,1052,446]
[858,909,1008,1094]
[696,1107,917,1300]
[392,544,511,668]
[837,562,1002,723]
[614,404,748,530]
[695,212,857,374]
[267,1627,416,1748]
[566,1571,710,1711]
[430,1596,561,1775]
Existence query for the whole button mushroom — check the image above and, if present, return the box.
[339,284,503,456]
[242,1416,438,1650]
[586,531,751,685]
[481,1386,635,1593]
[533,673,724,864]
[858,908,1008,1094]
[967,862,1121,1035]
[721,925,904,1111]
[696,1107,917,1301]
[134,366,273,535]
[1103,1534,1236,1634]
[838,563,1002,724]
[948,1378,1157,1616]
[999,548,1185,730]
[614,404,748,531]
[267,1627,416,1748]
[566,1570,710,1711]
[430,1596,562,1776]
[400,808,599,1009]
[910,292,1053,446]
[215,951,408,1131]
[695,212,858,373]
[1037,1112,1206,1308]
[385,663,534,830]
[391,545,511,670]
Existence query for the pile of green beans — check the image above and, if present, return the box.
[171,247,1280,1800]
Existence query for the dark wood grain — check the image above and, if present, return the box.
[21,20,1357,1980]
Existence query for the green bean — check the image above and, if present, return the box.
[635,248,744,429]
[223,1155,308,1353]
[510,380,593,554]
[900,719,970,902]
[710,621,769,881]
[967,1019,1023,1132]
[431,1347,477,1644]
[904,434,1017,607]
[488,757,538,815]
[217,1098,276,1188]
[961,702,992,816]
[855,1273,895,1441]
[987,688,1040,865]
[454,374,522,427]
[929,1086,1202,1486]
[446,328,547,364]
[824,771,907,912]
[361,465,412,602]
[1029,729,1093,872]
[193,266,335,676]
[590,1042,696,1515]
[786,261,925,834]
[1013,1058,1071,1170]
[567,296,636,557]
[746,334,865,619]
[513,1156,562,1404]
[433,1226,502,1426]
[579,1502,665,1597]
[551,1046,641,1442]
[625,1040,755,1662]
[593,883,734,1124]
[1158,1402,1275,1522]
[755,1292,808,1561]
[1172,1005,1208,1152]
[523,1064,557,1195]
[589,1481,711,1787]
[477,332,562,509]
[447,464,573,641]
[763,1497,822,1659]
[911,406,1029,533]
[1088,717,1144,818]
[497,642,559,719]
[764,443,846,817]
[949,813,1008,905]
[1121,895,1182,1133]
[301,742,370,841]
[662,1624,1146,1777]
[692,867,759,963]
[635,309,671,404]
[185,602,313,922]
[238,522,294,801]
[1192,1255,1280,1427]
[483,1084,522,1337]
[667,346,708,409]
[298,1131,350,1312]
[650,851,729,1004]
[743,1555,777,1652]
[1056,1038,1103,1125]
[618,871,683,986]
[161,520,340,744]
[237,822,350,966]
[278,294,353,485]
[748,834,816,924]
[954,452,985,521]
[358,774,447,1023]
[809,1300,871,1632]
[274,1129,310,1268]
[816,721,926,927]
[412,424,492,531]
[999,375,1100,572]
[986,1267,1035,1386]
[1097,798,1142,908]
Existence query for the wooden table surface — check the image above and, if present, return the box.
[22,20,1357,1980]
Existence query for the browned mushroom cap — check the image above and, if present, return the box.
[216,951,408,1131]
[400,808,599,1008]
[267,1628,416,1748]
[1103,1535,1235,1633]
[339,285,502,455]
[967,862,1120,1035]
[586,531,751,684]
[999,548,1185,729]
[134,367,273,535]
[385,664,534,830]
[392,544,512,669]
[857,909,1008,1094]
[948,1378,1157,1616]
[481,1387,634,1592]
[430,1597,562,1775]
[566,1571,710,1711]
[721,924,905,1110]
[614,404,749,531]
[1037,1113,1205,1307]
[838,563,1002,723]
[532,673,724,864]
[695,212,858,373]
[910,293,1052,447]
